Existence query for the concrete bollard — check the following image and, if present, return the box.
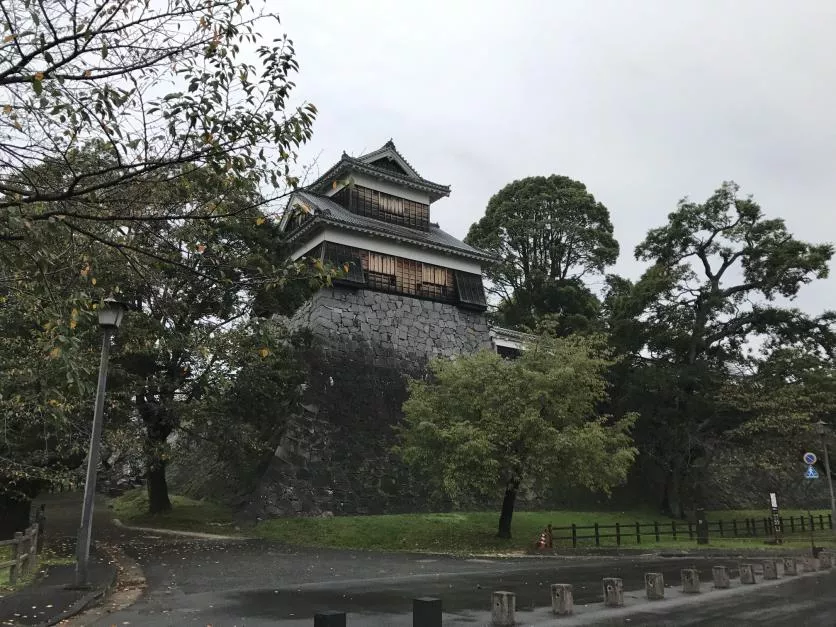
[681,569,700,593]
[801,556,817,573]
[783,557,798,575]
[712,566,730,589]
[314,611,346,627]
[491,591,515,627]
[602,577,624,607]
[820,552,833,569]
[413,597,442,627]
[551,583,574,616]
[739,563,756,584]
[762,560,778,580]
[644,573,664,600]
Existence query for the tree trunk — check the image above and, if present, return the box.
[137,389,175,515]
[0,493,32,538]
[497,484,518,539]
[661,469,684,519]
[146,459,171,514]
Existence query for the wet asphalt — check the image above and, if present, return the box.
[33,493,836,626]
[88,538,836,626]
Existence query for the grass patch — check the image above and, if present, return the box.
[0,546,73,592]
[255,509,674,554]
[106,489,836,555]
[255,508,836,555]
[109,488,238,534]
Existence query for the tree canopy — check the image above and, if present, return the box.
[1,0,316,259]
[465,175,618,330]
[398,334,636,538]
[605,181,834,516]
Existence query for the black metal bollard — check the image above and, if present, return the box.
[413,597,442,627]
[314,611,346,627]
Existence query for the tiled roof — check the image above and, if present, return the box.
[307,141,450,202]
[359,139,424,179]
[288,191,495,263]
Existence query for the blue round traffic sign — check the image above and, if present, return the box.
[803,452,817,465]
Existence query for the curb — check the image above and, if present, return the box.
[528,547,820,558]
[530,564,832,626]
[51,544,148,627]
[111,518,251,541]
[43,566,117,627]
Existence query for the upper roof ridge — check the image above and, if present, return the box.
[308,140,450,202]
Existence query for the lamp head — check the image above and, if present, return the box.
[98,297,126,330]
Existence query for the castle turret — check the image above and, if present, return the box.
[250,142,498,519]
[280,140,495,363]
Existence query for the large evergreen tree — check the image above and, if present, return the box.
[465,175,617,331]
[607,181,833,516]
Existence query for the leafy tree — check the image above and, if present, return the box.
[465,175,618,328]
[0,215,102,535]
[398,334,636,539]
[0,0,320,521]
[721,341,836,443]
[1,0,316,243]
[0,146,326,520]
[495,277,601,335]
[94,167,322,513]
[609,181,833,515]
[165,319,310,504]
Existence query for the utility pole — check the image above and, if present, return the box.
[815,421,836,536]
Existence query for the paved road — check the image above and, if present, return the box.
[89,538,836,626]
[36,493,836,626]
[595,570,836,626]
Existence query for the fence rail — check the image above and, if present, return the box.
[549,514,833,548]
[0,524,40,585]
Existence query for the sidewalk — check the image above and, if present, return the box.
[0,557,116,627]
[0,493,123,627]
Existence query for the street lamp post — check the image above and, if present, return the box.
[815,420,836,535]
[75,298,126,587]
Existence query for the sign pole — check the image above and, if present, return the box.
[769,492,782,544]
[821,441,836,536]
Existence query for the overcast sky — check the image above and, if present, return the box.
[279,0,835,316]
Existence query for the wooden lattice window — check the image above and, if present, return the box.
[319,241,481,307]
[455,271,487,309]
[422,265,447,285]
[332,184,430,230]
[324,243,365,285]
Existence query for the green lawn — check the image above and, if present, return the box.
[254,508,836,555]
[109,488,240,534]
[254,510,664,554]
[108,490,835,555]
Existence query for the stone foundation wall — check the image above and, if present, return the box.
[290,287,492,369]
[246,287,492,518]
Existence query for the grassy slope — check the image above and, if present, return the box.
[109,488,240,534]
[108,490,834,554]
[254,508,836,554]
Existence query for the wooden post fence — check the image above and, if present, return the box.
[0,524,40,585]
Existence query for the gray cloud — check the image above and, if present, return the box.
[282,0,835,314]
